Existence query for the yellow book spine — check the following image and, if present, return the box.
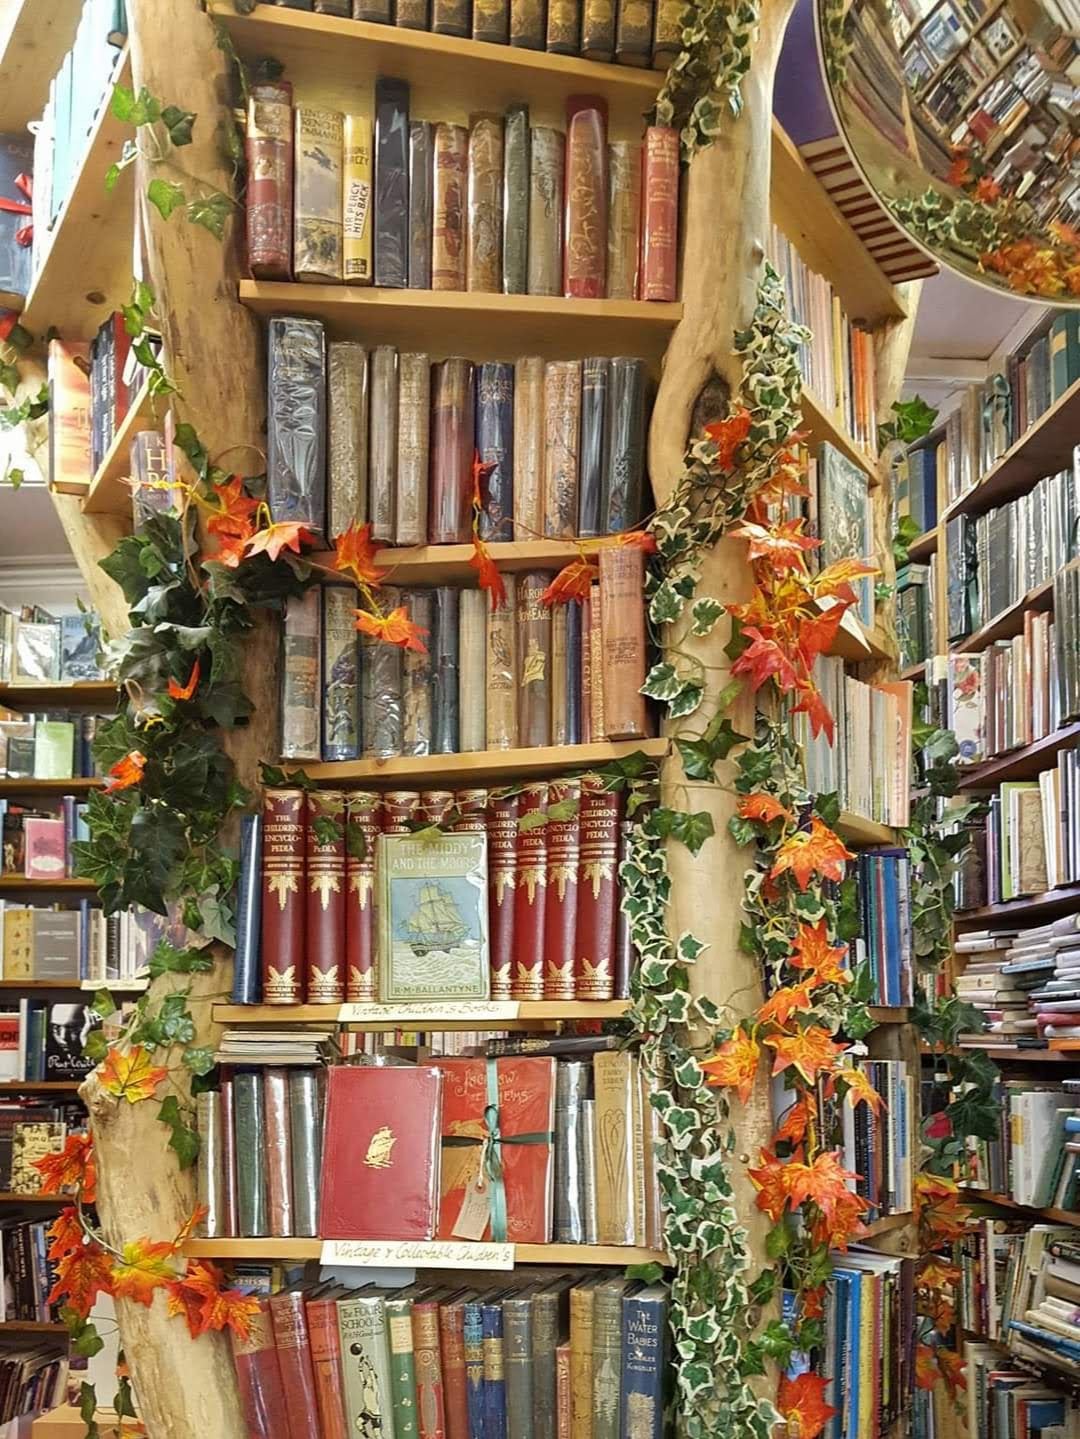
[343,113,373,286]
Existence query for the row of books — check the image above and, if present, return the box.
[200,1050,663,1248]
[0,716,101,780]
[962,1077,1080,1207]
[231,1271,669,1439]
[840,1059,914,1219]
[0,902,156,987]
[896,559,936,671]
[967,1341,1080,1437]
[951,918,1080,1045]
[794,659,913,827]
[280,564,649,765]
[847,849,915,1008]
[938,625,1061,770]
[0,1104,84,1196]
[247,82,678,301]
[268,324,651,545]
[979,1224,1080,1385]
[0,1340,68,1429]
[956,1216,1027,1343]
[0,1219,64,1325]
[1,801,88,881]
[966,756,1080,905]
[0,609,103,686]
[1,1001,97,1084]
[246,778,635,1006]
[820,1249,916,1439]
[48,334,162,496]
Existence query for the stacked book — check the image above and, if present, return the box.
[849,848,915,1007]
[281,564,649,764]
[822,1249,917,1439]
[246,83,679,301]
[0,609,104,686]
[0,715,103,780]
[2,1000,99,1084]
[996,1226,1080,1382]
[954,928,1033,1041]
[962,1078,1080,1209]
[232,1270,669,1439]
[1020,916,1080,1040]
[0,1339,69,1427]
[840,1059,914,1219]
[0,1102,85,1193]
[967,1338,1080,1435]
[896,560,935,671]
[266,324,651,546]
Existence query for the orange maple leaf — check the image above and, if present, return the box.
[784,1149,864,1226]
[46,1207,86,1262]
[704,407,752,469]
[33,1132,96,1203]
[700,1029,760,1105]
[105,750,146,792]
[835,1066,884,1114]
[172,1204,209,1250]
[111,1237,180,1306]
[243,521,315,563]
[333,520,386,589]
[167,659,200,702]
[919,1258,961,1290]
[730,518,821,572]
[801,1285,826,1322]
[777,1372,837,1439]
[946,150,972,188]
[98,1045,168,1105]
[791,678,836,744]
[748,1147,789,1222]
[730,626,799,693]
[769,818,853,891]
[811,556,877,606]
[166,1259,260,1340]
[208,524,254,569]
[736,793,793,825]
[468,537,508,611]
[915,1344,939,1390]
[471,450,497,509]
[791,920,850,988]
[757,982,815,1028]
[541,558,599,607]
[354,605,429,654]
[765,1023,844,1083]
[49,1240,114,1318]
[774,1098,809,1147]
[606,528,657,554]
[206,475,259,538]
[797,606,846,666]
[937,1346,966,1395]
[974,175,1001,204]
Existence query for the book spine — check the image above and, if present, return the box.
[263,1068,294,1237]
[532,1292,558,1439]
[233,1299,291,1438]
[305,789,346,1003]
[408,120,434,289]
[650,0,683,63]
[431,0,469,29]
[396,351,432,545]
[511,0,545,44]
[544,778,581,999]
[602,358,647,531]
[429,358,476,543]
[260,788,307,1005]
[402,589,435,754]
[569,1284,594,1439]
[464,1302,486,1439]
[270,1291,322,1438]
[555,1342,572,1439]
[441,1302,470,1439]
[581,1098,598,1242]
[516,570,552,746]
[563,99,607,300]
[615,0,653,63]
[486,574,518,750]
[231,813,263,1004]
[593,1052,635,1243]
[345,792,380,1002]
[339,1297,394,1432]
[554,1059,590,1242]
[512,782,548,999]
[527,128,565,297]
[321,585,361,761]
[432,585,462,753]
[582,0,615,58]
[294,106,344,283]
[361,599,404,758]
[381,790,421,833]
[459,590,489,754]
[233,1072,267,1235]
[353,0,392,15]
[504,1297,534,1439]
[575,775,619,1000]
[343,112,374,285]
[387,1297,420,1439]
[369,344,399,544]
[476,361,515,541]
[598,546,647,738]
[220,1077,238,1236]
[543,360,582,538]
[396,0,429,26]
[502,104,530,295]
[551,605,569,746]
[592,1283,623,1439]
[432,123,468,291]
[287,1068,321,1237]
[307,1298,349,1439]
[482,1302,508,1439]
[268,317,327,537]
[513,355,545,536]
[613,816,633,999]
[374,78,410,289]
[546,0,581,51]
[413,1299,448,1439]
[641,126,678,302]
[619,1291,666,1439]
[245,80,293,280]
[577,357,609,538]
[196,1091,223,1237]
[488,792,519,999]
[466,114,504,293]
[327,340,369,536]
[473,0,510,42]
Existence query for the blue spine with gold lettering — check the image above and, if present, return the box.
[475,362,515,541]
[482,1299,507,1439]
[464,1299,486,1439]
[618,1284,668,1439]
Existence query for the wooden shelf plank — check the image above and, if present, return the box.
[862,1211,913,1238]
[836,812,896,847]
[0,1083,81,1094]
[214,1000,631,1028]
[289,737,668,787]
[0,682,118,711]
[0,778,101,797]
[0,878,94,893]
[956,719,1080,789]
[0,1192,67,1205]
[308,539,583,586]
[799,387,880,483]
[906,527,938,563]
[963,1186,1080,1228]
[0,1320,67,1334]
[82,381,156,518]
[955,880,1080,927]
[955,577,1054,655]
[900,661,926,682]
[0,0,82,133]
[866,1007,911,1025]
[183,1237,668,1265]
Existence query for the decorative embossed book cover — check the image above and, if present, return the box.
[320,1065,442,1239]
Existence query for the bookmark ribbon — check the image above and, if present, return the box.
[0,173,32,247]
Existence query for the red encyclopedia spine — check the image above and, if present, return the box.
[306,1292,349,1439]
[574,775,620,999]
[381,789,421,833]
[488,793,519,1000]
[345,791,380,1003]
[563,96,608,300]
[512,782,548,1000]
[543,778,581,1000]
[245,80,294,280]
[232,1298,292,1439]
[268,1289,320,1439]
[421,789,456,826]
[413,1295,448,1439]
[451,788,488,835]
[440,1297,470,1439]
[260,788,306,1005]
[305,790,346,1004]
[641,124,679,302]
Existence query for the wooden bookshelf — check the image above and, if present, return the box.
[183,1237,669,1266]
[0,878,94,894]
[956,576,1054,654]
[906,528,937,563]
[954,880,1080,927]
[963,1187,1080,1229]
[0,778,101,797]
[0,682,117,711]
[865,1007,911,1025]
[920,1040,1074,1063]
[0,1193,66,1205]
[1047,1040,1080,1053]
[0,1321,67,1335]
[214,1000,631,1027]
[835,812,897,847]
[307,539,583,585]
[82,380,156,518]
[900,661,926,682]
[0,980,93,992]
[0,0,82,133]
[800,387,880,483]
[862,1212,912,1239]
[956,718,1080,789]
[0,1083,81,1094]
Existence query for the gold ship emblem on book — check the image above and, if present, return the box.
[267,872,300,910]
[363,1125,396,1169]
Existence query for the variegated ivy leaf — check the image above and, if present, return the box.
[637,957,675,990]
[678,1362,715,1400]
[693,994,722,1025]
[663,1104,702,1148]
[662,990,692,1025]
[666,678,705,719]
[648,580,686,626]
[676,931,707,965]
[683,1311,723,1345]
[640,660,688,702]
[673,1054,705,1090]
[690,596,724,636]
[689,1150,728,1186]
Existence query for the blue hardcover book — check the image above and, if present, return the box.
[566,604,582,744]
[475,363,514,542]
[1009,1319,1080,1361]
[321,584,361,762]
[1062,1116,1080,1134]
[463,1300,486,1439]
[1027,1398,1067,1426]
[883,860,900,1006]
[230,814,263,1005]
[77,899,90,980]
[829,1272,849,1439]
[481,1300,506,1439]
[618,1283,668,1439]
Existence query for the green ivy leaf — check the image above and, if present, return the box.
[182,1046,215,1076]
[670,810,714,856]
[79,1381,100,1439]
[186,191,234,240]
[161,104,197,147]
[147,178,186,221]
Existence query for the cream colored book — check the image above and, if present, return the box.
[343,113,373,284]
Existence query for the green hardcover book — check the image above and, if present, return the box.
[32,721,74,779]
[592,1278,632,1439]
[233,1071,268,1237]
[386,1291,419,1439]
[532,1277,574,1439]
[338,1290,396,1437]
[1050,313,1080,403]
[504,1286,536,1439]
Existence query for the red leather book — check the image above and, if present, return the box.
[261,788,307,1005]
[268,1287,321,1439]
[412,1294,448,1439]
[512,783,547,1000]
[219,1075,237,1237]
[543,778,580,1001]
[641,125,679,302]
[232,1297,292,1438]
[245,79,294,280]
[425,1056,556,1242]
[381,789,421,833]
[487,793,518,1001]
[613,816,634,1000]
[440,1296,470,1439]
[574,776,620,1000]
[451,789,488,834]
[306,1289,349,1439]
[319,1065,443,1239]
[421,789,456,826]
[305,790,346,1004]
[562,97,608,300]
[345,792,380,1004]
[429,358,475,544]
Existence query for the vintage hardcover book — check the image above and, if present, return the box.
[432,0,470,32]
[412,1293,447,1439]
[246,80,293,280]
[361,616,404,759]
[555,1342,572,1439]
[550,605,569,746]
[420,790,455,827]
[386,1293,420,1439]
[281,589,322,762]
[305,789,347,1003]
[546,0,581,51]
[532,1281,572,1439]
[575,775,619,1000]
[651,0,684,64]
[511,0,545,44]
[260,788,307,1005]
[592,1049,637,1243]
[322,585,361,762]
[466,114,504,293]
[353,0,392,17]
[473,0,510,41]
[641,126,678,301]
[288,1068,322,1237]
[543,360,582,538]
[263,1068,294,1237]
[396,0,428,25]
[374,78,410,288]
[396,352,432,545]
[593,1279,631,1439]
[320,1065,442,1238]
[513,356,545,536]
[47,341,91,497]
[268,316,327,536]
[402,589,435,754]
[619,1285,668,1438]
[430,584,461,753]
[409,121,434,289]
[430,358,476,543]
[233,1298,291,1438]
[345,791,380,1002]
[270,1286,323,1439]
[369,344,399,544]
[817,441,873,628]
[464,1302,486,1438]
[513,782,548,999]
[614,0,652,61]
[486,575,518,750]
[488,792,518,1000]
[517,571,552,747]
[581,0,615,58]
[129,431,174,527]
[606,142,640,301]
[543,778,581,1000]
[566,604,582,744]
[476,361,515,540]
[196,1091,223,1238]
[598,546,646,738]
[432,123,468,291]
[578,357,609,538]
[306,1288,349,1439]
[377,829,489,1000]
[441,1295,470,1439]
[554,1059,590,1243]
[294,106,344,282]
[382,790,422,833]
[220,1078,238,1235]
[563,99,607,300]
[502,104,530,295]
[527,128,565,297]
[459,589,488,753]
[602,357,647,531]
[338,1292,395,1435]
[581,1108,598,1242]
[569,1279,599,1439]
[504,1290,534,1439]
[613,817,633,999]
[343,112,374,284]
[327,340,369,535]
[587,582,605,738]
[231,813,263,1005]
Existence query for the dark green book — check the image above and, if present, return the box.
[233,1070,268,1237]
[593,1278,633,1439]
[386,1290,420,1439]
[1051,313,1080,403]
[532,1277,574,1439]
[502,105,530,295]
[504,1286,536,1439]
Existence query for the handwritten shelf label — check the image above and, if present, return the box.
[336,1001,520,1024]
[320,1239,515,1270]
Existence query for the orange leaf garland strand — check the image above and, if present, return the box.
[105,750,146,792]
[765,1024,845,1084]
[48,1237,115,1318]
[835,1066,886,1114]
[729,518,821,571]
[98,1045,168,1105]
[736,793,793,825]
[167,658,201,702]
[703,406,752,469]
[33,1132,96,1202]
[166,1259,260,1340]
[756,982,816,1029]
[206,474,259,538]
[783,1150,866,1231]
[243,520,316,563]
[353,605,429,654]
[790,920,850,988]
[468,536,508,611]
[769,818,854,891]
[110,1237,181,1306]
[333,520,386,589]
[776,1372,837,1439]
[748,1149,789,1223]
[541,557,599,607]
[700,1028,760,1104]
